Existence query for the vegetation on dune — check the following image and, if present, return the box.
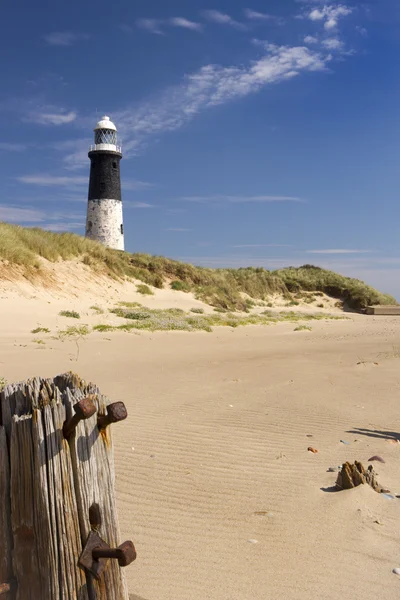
[276,265,396,310]
[59,310,80,319]
[0,223,396,312]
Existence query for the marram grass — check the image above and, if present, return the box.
[0,222,397,311]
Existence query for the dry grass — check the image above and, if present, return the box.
[0,223,397,312]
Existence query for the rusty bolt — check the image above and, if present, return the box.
[63,398,97,439]
[97,402,127,430]
[92,540,136,567]
[0,583,10,596]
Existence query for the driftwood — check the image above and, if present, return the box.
[336,461,386,493]
[0,373,131,600]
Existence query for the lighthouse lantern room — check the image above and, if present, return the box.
[85,115,124,250]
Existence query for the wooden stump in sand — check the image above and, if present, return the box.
[0,372,134,600]
[336,461,385,492]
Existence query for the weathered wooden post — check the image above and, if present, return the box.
[0,372,135,599]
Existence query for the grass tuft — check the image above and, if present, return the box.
[31,327,50,334]
[190,307,205,314]
[59,310,80,319]
[136,284,154,296]
[90,305,104,314]
[294,325,312,331]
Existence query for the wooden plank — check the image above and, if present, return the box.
[57,374,129,600]
[0,426,14,600]
[5,378,89,600]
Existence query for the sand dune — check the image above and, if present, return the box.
[1,297,400,598]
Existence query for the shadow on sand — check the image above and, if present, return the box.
[346,427,400,442]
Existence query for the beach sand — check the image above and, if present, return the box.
[1,285,400,599]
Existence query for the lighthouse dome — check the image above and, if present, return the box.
[90,115,121,153]
[94,115,117,132]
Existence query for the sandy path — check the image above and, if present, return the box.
[1,316,400,599]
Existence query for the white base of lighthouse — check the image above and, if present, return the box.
[85,199,124,251]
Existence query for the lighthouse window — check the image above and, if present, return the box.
[95,129,117,145]
[112,162,117,169]
[120,224,124,234]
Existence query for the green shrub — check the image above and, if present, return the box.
[190,307,205,314]
[294,325,312,331]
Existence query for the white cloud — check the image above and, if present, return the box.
[322,37,343,49]
[27,110,77,126]
[136,19,164,35]
[44,32,90,46]
[202,10,246,29]
[180,195,304,203]
[306,249,371,254]
[0,142,28,151]
[244,9,273,20]
[304,35,318,44]
[169,18,203,31]
[308,5,353,30]
[17,174,86,186]
[116,43,332,152]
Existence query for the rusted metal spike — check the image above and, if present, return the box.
[63,397,97,439]
[0,579,17,595]
[92,540,136,567]
[89,502,102,531]
[0,583,10,596]
[97,402,127,430]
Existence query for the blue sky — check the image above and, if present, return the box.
[1,0,400,298]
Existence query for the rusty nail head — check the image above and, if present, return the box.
[89,503,102,531]
[63,397,97,439]
[0,580,17,595]
[92,540,136,567]
[97,402,127,429]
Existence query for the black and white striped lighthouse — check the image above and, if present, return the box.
[85,115,124,250]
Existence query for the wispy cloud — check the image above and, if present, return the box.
[17,174,86,186]
[307,5,353,30]
[44,32,91,46]
[123,180,155,191]
[202,10,247,29]
[116,43,334,152]
[124,201,154,209]
[42,222,84,232]
[169,17,203,32]
[244,9,273,20]
[244,9,282,23]
[306,249,371,254]
[0,142,28,152]
[26,110,77,126]
[304,35,318,44]
[180,194,304,203]
[0,204,84,226]
[136,19,164,35]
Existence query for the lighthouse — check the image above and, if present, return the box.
[85,115,124,250]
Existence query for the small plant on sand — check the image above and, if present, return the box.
[286,300,300,307]
[33,338,45,344]
[317,303,325,308]
[190,307,205,314]
[0,377,7,392]
[266,302,273,308]
[56,325,90,361]
[31,326,50,334]
[294,325,312,331]
[90,305,104,314]
[59,310,80,319]
[136,284,154,296]
[118,301,143,308]
[93,324,115,332]
[170,280,191,292]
